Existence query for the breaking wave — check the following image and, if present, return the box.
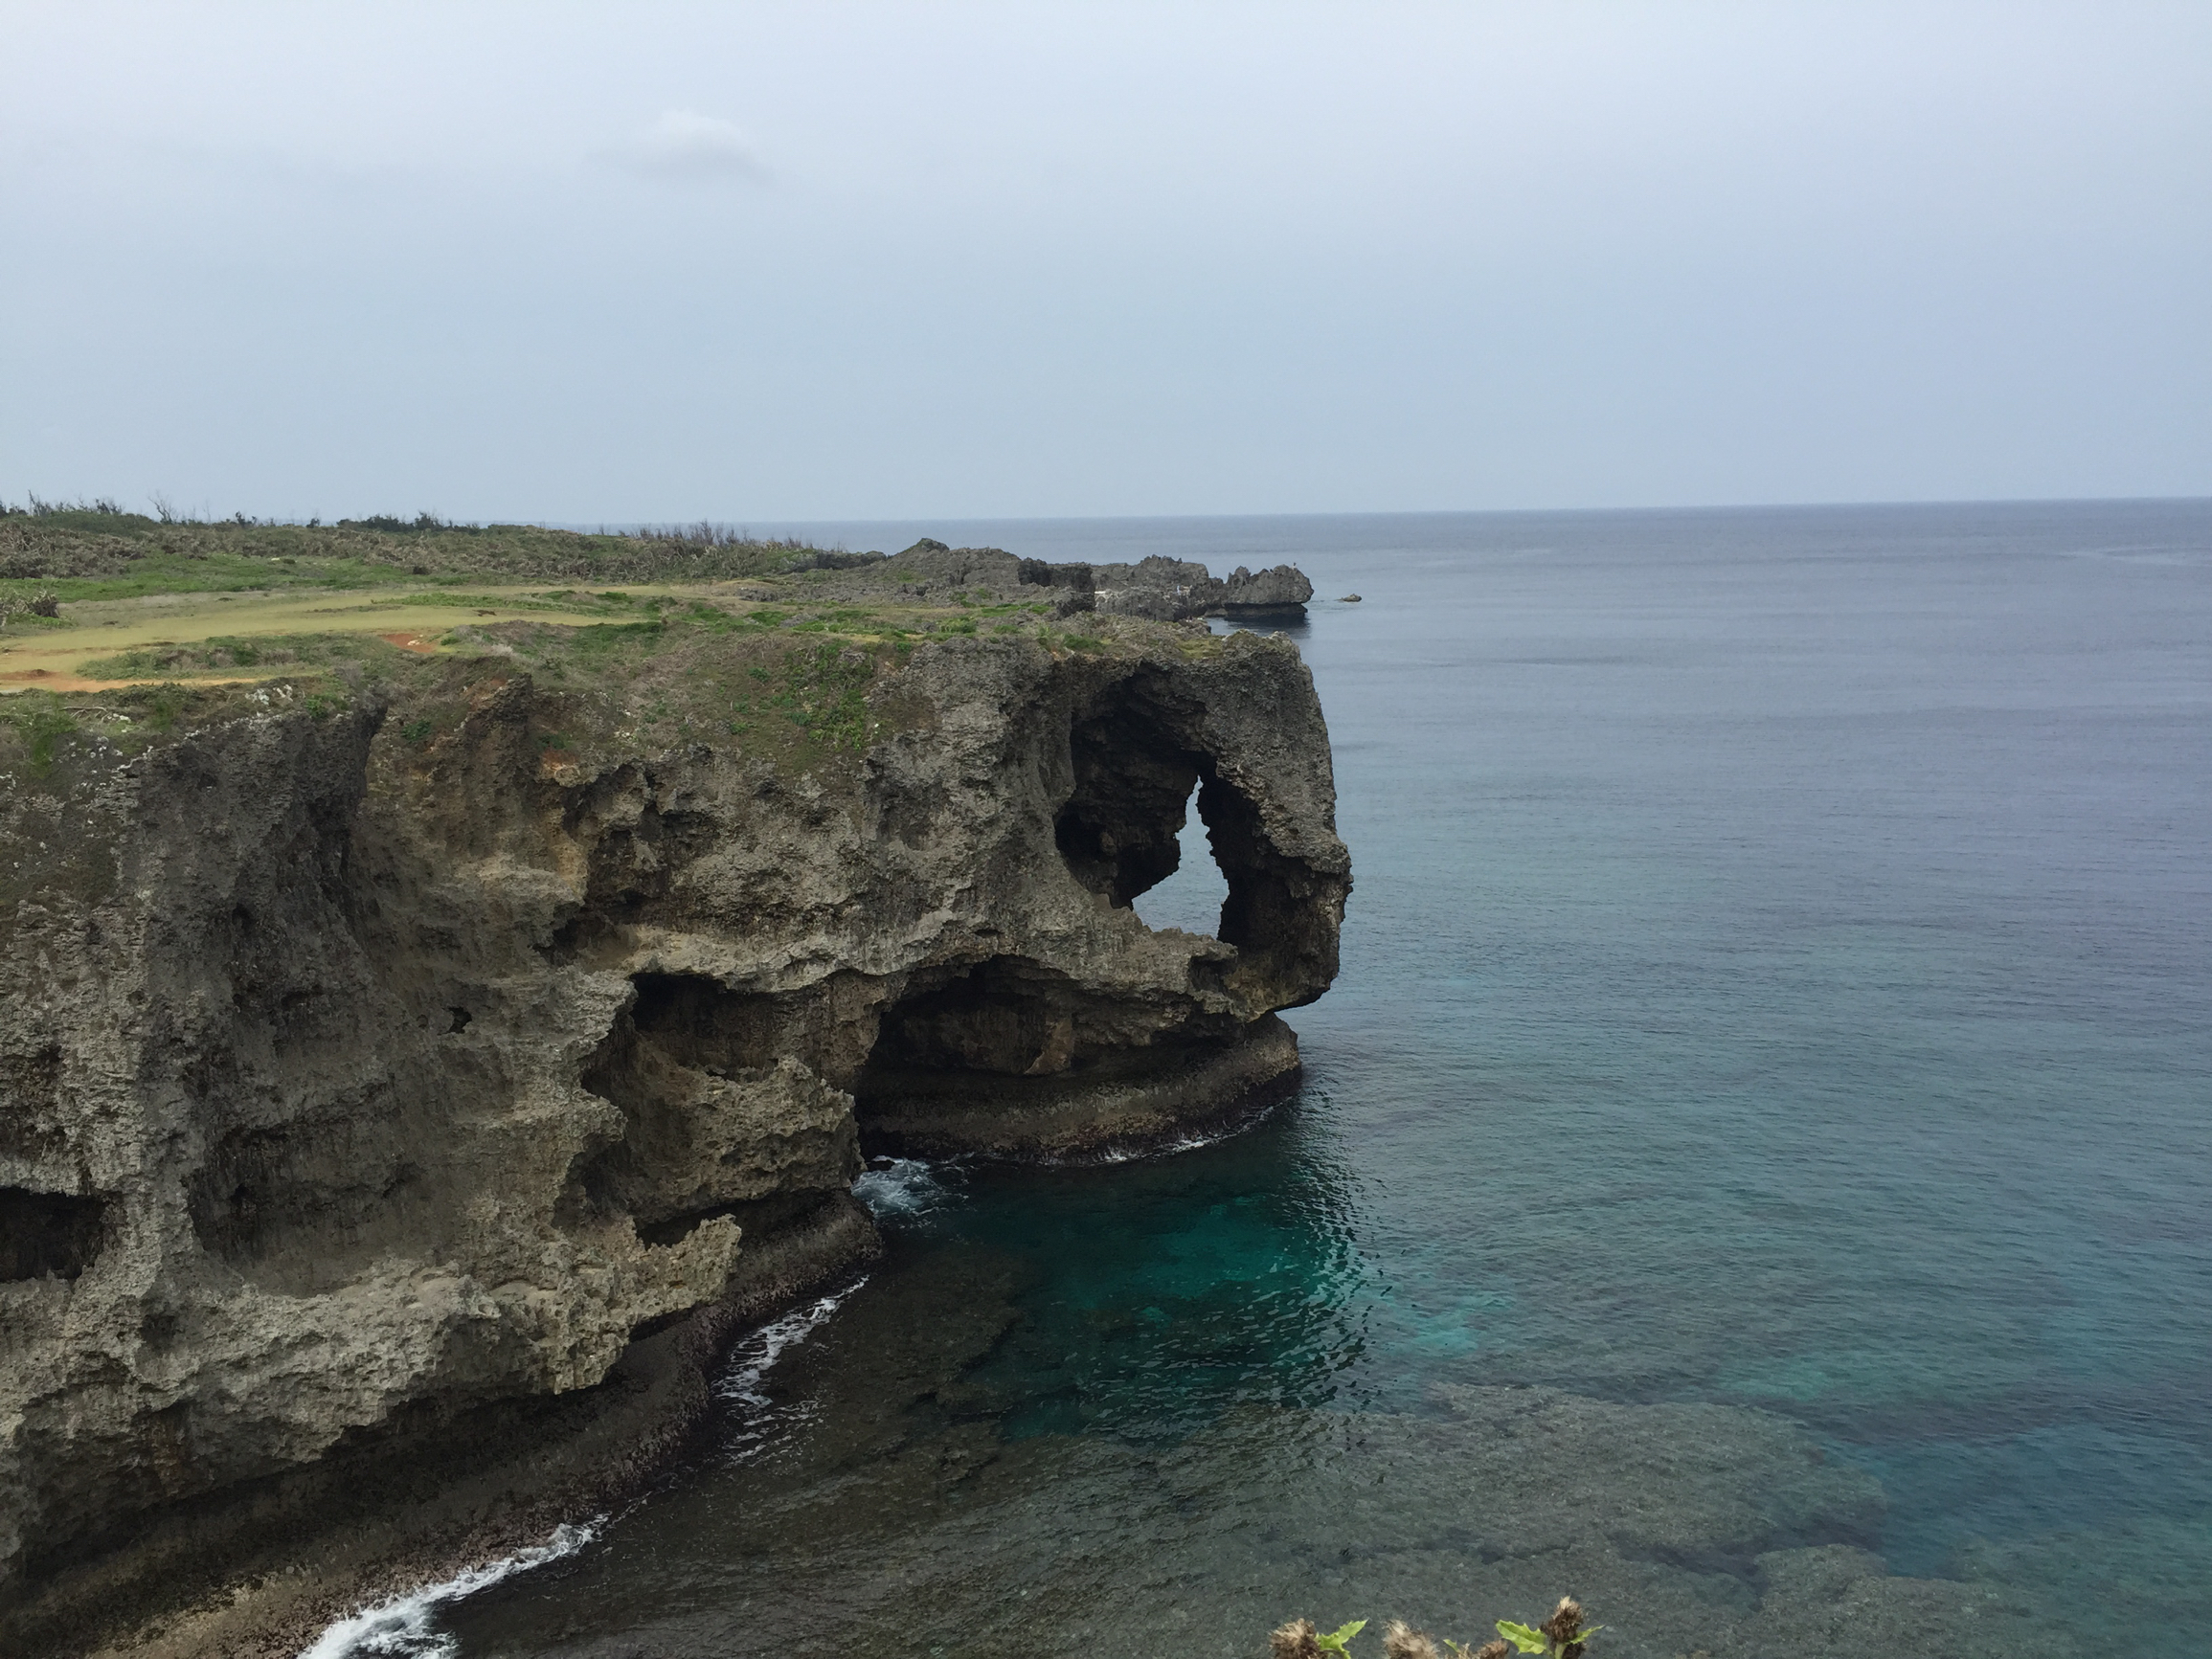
[296,1520,599,1659]
[851,1155,961,1219]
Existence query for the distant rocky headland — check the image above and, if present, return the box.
[0,512,1346,1656]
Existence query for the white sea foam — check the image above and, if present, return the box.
[298,1274,867,1653]
[1077,1100,1292,1165]
[296,1519,599,1659]
[851,1155,957,1217]
[713,1282,864,1408]
[1089,1121,1246,1164]
[714,1279,867,1458]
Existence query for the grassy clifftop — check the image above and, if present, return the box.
[0,503,864,601]
[0,501,1212,793]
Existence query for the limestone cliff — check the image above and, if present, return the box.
[0,604,1347,1647]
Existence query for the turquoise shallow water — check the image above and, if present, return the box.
[415,502,2210,1657]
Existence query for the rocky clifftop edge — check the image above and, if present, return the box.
[859,538,1315,621]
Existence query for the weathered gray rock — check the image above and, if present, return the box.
[817,541,1310,622]
[1217,562,1316,611]
[0,619,1348,1645]
[1093,555,1315,620]
[838,538,1098,617]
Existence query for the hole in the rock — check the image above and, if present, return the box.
[1048,681,1194,910]
[0,1187,107,1281]
[861,957,1085,1080]
[1056,681,1203,909]
[1057,676,1277,949]
[446,1007,472,1034]
[849,953,1263,1123]
[1130,782,1231,938]
[850,953,1253,1140]
[624,973,781,1073]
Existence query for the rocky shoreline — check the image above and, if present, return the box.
[42,1198,878,1659]
[0,544,1347,1655]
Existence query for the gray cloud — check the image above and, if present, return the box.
[612,109,767,183]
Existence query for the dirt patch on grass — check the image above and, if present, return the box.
[0,668,261,694]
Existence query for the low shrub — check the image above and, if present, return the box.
[1274,1597,1600,1659]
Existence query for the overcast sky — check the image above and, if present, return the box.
[4,2,2207,522]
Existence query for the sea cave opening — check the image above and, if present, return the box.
[1129,783,1231,939]
[1053,673,1252,943]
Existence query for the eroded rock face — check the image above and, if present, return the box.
[1092,555,1315,620]
[817,539,1311,623]
[0,623,1347,1616]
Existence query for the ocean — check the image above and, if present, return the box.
[328,501,2212,1657]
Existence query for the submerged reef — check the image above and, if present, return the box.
[0,534,1347,1655]
[383,1242,2065,1659]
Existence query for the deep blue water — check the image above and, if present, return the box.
[403,502,2209,1657]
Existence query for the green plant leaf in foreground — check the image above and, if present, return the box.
[1317,1619,1368,1654]
[1495,1623,1548,1654]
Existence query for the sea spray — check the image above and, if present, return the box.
[296,1521,598,1659]
[715,1281,869,1461]
[300,1284,869,1652]
[1090,1112,1284,1165]
[852,1155,964,1220]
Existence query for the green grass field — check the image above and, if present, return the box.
[0,503,1168,789]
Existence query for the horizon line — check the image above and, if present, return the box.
[11,491,2208,533]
